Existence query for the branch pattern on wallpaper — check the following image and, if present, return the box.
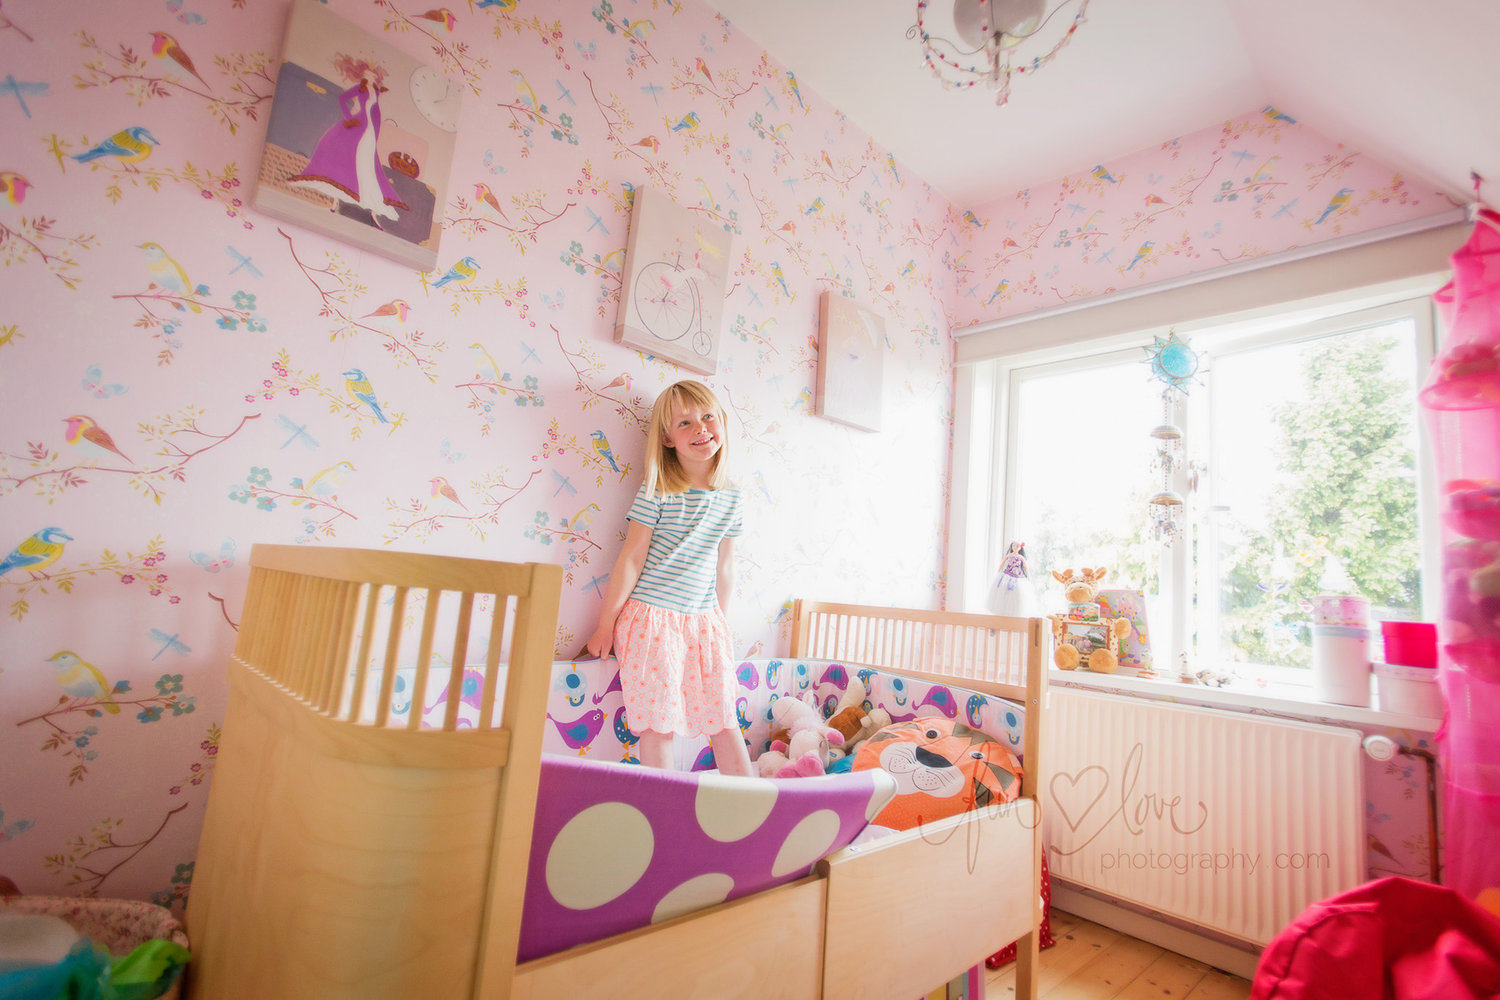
[0,534,175,622]
[0,215,95,289]
[18,668,202,786]
[1,411,259,505]
[282,229,445,381]
[74,28,275,135]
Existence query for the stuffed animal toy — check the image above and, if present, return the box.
[1048,567,1132,673]
[851,717,1022,829]
[756,693,845,778]
[822,677,892,758]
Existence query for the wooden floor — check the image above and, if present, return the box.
[986,911,1253,999]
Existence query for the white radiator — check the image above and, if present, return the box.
[1044,688,1364,947]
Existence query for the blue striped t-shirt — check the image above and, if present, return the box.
[626,485,744,614]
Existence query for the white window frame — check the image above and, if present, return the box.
[947,227,1463,709]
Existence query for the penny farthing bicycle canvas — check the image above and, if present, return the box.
[614,187,732,376]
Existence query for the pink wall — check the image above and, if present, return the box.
[951,108,1453,327]
[0,0,1445,908]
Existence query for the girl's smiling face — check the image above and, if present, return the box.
[663,399,722,471]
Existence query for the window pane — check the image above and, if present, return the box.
[1200,319,1422,670]
[1009,358,1164,607]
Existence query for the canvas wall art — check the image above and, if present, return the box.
[615,186,732,376]
[816,291,885,432]
[253,0,461,271]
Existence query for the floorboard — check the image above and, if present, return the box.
[984,912,1253,1000]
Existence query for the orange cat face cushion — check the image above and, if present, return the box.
[851,717,1023,830]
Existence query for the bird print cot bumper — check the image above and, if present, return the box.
[370,656,1027,959]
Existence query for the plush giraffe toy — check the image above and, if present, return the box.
[1048,567,1133,673]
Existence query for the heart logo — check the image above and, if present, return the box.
[1051,765,1109,833]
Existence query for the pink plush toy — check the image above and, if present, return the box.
[755,693,845,778]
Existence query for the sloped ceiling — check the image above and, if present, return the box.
[702,0,1500,212]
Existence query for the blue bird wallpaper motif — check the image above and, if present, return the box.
[0,0,1447,907]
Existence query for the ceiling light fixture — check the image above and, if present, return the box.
[912,0,1091,106]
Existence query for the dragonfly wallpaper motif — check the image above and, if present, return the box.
[0,0,1447,906]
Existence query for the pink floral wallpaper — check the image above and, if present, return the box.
[951,107,1453,325]
[0,0,1447,912]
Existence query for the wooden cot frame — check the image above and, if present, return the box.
[185,548,1045,999]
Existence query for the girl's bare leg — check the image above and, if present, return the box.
[708,727,752,777]
[636,729,674,769]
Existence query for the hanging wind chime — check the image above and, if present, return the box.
[1144,330,1199,544]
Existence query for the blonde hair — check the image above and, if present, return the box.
[642,380,732,495]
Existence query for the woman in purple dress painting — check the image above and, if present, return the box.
[288,56,407,226]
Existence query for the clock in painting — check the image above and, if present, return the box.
[409,65,461,132]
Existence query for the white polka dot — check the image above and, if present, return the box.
[546,802,653,910]
[771,809,842,877]
[651,873,735,924]
[694,773,779,842]
[864,770,898,820]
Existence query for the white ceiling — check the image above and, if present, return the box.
[702,0,1500,211]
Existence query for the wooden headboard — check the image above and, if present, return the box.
[788,598,1046,800]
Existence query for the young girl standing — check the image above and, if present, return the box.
[584,380,753,777]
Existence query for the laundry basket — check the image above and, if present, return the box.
[0,895,189,999]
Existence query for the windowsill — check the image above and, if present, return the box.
[1047,667,1444,732]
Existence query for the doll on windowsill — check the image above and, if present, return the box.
[988,541,1040,618]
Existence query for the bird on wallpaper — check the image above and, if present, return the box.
[1315,188,1353,225]
[1092,164,1119,184]
[567,503,599,532]
[1125,240,1155,270]
[786,70,805,110]
[693,56,713,86]
[770,261,790,298]
[590,430,620,473]
[670,111,700,133]
[305,461,355,498]
[473,182,509,221]
[597,248,625,274]
[547,707,605,753]
[0,527,72,579]
[0,171,30,205]
[1262,104,1297,125]
[472,0,517,8]
[430,476,468,510]
[63,414,132,465]
[138,242,202,312]
[803,197,824,216]
[432,256,479,289]
[510,69,539,116]
[469,341,502,381]
[961,209,983,229]
[342,368,389,423]
[361,298,410,322]
[148,31,211,90]
[71,126,159,166]
[633,136,659,154]
[1144,193,1167,207]
[418,7,457,31]
[624,18,654,41]
[612,707,639,755]
[600,372,631,393]
[46,651,120,714]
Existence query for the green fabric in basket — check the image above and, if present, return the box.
[0,938,188,1000]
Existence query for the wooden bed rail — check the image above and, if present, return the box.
[187,545,563,1000]
[788,597,1048,839]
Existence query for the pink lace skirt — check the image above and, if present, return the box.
[613,599,736,737]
